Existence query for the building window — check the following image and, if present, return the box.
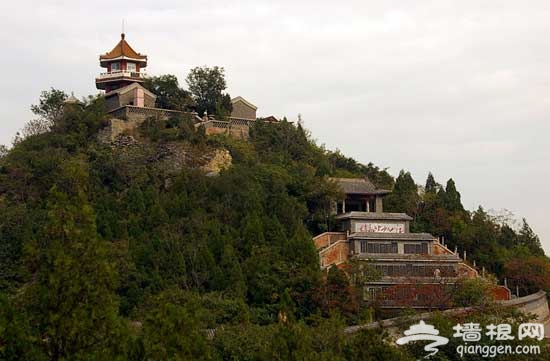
[364,287,387,301]
[404,243,428,254]
[374,264,457,277]
[111,62,120,72]
[362,241,398,254]
[127,62,136,72]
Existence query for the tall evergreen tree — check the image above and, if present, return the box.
[518,218,544,256]
[442,178,464,212]
[384,170,419,216]
[22,161,123,360]
[425,172,438,193]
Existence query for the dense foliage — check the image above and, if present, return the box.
[186,66,232,119]
[143,75,195,112]
[384,171,548,295]
[0,89,547,360]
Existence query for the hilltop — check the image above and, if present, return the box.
[0,87,548,360]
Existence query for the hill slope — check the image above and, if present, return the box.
[0,93,548,360]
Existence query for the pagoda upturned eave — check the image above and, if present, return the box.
[99,33,147,68]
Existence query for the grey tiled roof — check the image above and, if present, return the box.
[329,177,391,195]
[336,212,413,221]
[349,232,436,241]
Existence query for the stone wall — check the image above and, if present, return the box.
[457,262,478,278]
[111,106,185,123]
[501,290,549,322]
[319,240,350,268]
[201,120,251,139]
[491,286,512,301]
[344,290,549,335]
[313,232,348,249]
[99,106,200,142]
[99,106,252,143]
[98,118,141,143]
[105,95,121,113]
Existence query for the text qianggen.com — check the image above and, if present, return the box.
[456,344,540,358]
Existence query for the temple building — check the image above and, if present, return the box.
[95,33,261,141]
[230,96,257,122]
[95,33,148,93]
[95,33,185,131]
[314,177,509,309]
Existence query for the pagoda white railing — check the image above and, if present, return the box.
[97,70,147,80]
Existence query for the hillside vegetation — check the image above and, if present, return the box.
[0,89,548,360]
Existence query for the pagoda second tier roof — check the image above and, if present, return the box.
[100,34,147,66]
[336,211,413,221]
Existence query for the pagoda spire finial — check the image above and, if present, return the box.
[121,19,125,39]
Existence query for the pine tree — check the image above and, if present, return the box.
[215,244,247,299]
[22,161,123,360]
[384,170,419,216]
[518,218,544,256]
[141,290,212,361]
[278,289,297,324]
[425,172,438,193]
[443,178,464,212]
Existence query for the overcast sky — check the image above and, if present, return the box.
[1,1,549,252]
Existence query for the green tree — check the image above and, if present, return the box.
[0,144,8,160]
[212,244,247,299]
[25,88,67,137]
[425,172,438,193]
[345,329,413,361]
[278,289,297,324]
[452,278,493,307]
[141,290,212,361]
[0,294,46,361]
[517,218,544,256]
[442,178,464,212]
[186,66,232,118]
[143,74,195,111]
[22,160,123,360]
[384,170,419,216]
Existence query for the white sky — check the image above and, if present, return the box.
[1,1,549,252]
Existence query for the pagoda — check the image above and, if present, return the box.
[95,33,148,93]
[94,33,256,142]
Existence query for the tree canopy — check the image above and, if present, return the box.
[186,66,232,118]
[143,74,195,111]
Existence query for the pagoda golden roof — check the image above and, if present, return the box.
[99,33,147,66]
